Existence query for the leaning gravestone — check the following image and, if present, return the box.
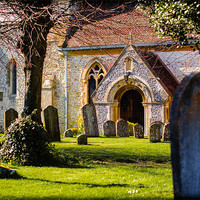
[64,129,73,137]
[133,124,144,138]
[77,134,87,145]
[4,108,18,130]
[162,123,170,141]
[103,120,116,137]
[82,104,99,137]
[43,105,60,141]
[116,118,129,137]
[149,121,164,143]
[170,72,200,199]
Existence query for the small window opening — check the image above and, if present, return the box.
[9,60,17,96]
[125,57,133,72]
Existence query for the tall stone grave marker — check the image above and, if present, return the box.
[133,124,144,138]
[43,105,60,141]
[103,120,116,137]
[82,104,99,137]
[116,118,129,137]
[162,123,170,141]
[170,72,200,199]
[4,108,18,130]
[149,121,164,143]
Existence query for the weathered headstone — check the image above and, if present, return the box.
[4,108,18,130]
[116,118,129,137]
[149,121,164,143]
[133,124,144,138]
[170,72,200,199]
[162,123,170,141]
[0,166,18,178]
[43,105,60,141]
[64,129,73,137]
[77,134,87,145]
[82,104,99,137]
[103,120,116,137]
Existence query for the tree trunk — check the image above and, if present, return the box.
[20,8,53,124]
[23,56,44,124]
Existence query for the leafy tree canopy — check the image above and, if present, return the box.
[146,1,200,49]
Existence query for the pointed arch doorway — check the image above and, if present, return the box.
[120,90,144,127]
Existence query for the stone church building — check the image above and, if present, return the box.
[1,8,200,134]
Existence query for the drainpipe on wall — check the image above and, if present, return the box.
[64,52,68,130]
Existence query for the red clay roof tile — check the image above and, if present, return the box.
[66,8,172,48]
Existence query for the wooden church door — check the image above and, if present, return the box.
[120,90,144,127]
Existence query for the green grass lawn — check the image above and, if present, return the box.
[0,135,173,200]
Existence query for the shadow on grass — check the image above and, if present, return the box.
[61,150,171,164]
[6,175,129,188]
[56,139,171,164]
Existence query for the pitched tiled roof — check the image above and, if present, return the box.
[66,8,172,48]
[138,49,179,96]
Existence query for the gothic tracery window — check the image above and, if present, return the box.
[87,63,105,104]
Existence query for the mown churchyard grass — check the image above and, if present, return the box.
[0,134,173,199]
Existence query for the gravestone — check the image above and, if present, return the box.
[43,105,60,141]
[149,121,164,143]
[64,129,73,137]
[77,134,87,145]
[4,108,18,130]
[162,123,170,141]
[116,118,129,137]
[0,166,17,178]
[82,104,99,137]
[103,120,116,137]
[170,72,200,199]
[133,124,144,138]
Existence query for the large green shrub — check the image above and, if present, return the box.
[127,121,138,136]
[0,116,54,166]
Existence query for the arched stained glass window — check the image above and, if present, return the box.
[87,63,105,104]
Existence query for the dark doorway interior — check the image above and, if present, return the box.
[120,90,144,127]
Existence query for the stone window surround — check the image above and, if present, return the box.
[84,60,106,104]
[124,56,134,72]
